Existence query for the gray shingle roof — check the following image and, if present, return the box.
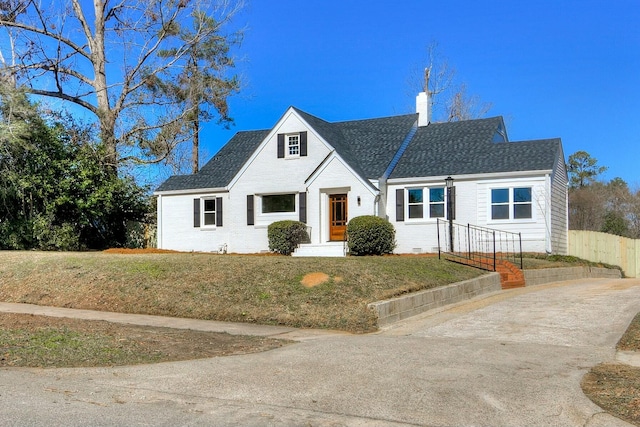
[294,108,418,178]
[389,117,561,179]
[155,130,269,192]
[155,110,562,193]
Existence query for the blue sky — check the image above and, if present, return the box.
[194,0,639,186]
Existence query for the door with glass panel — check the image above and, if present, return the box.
[329,194,348,241]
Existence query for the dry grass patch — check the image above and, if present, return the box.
[582,363,640,426]
[301,272,330,287]
[522,253,623,272]
[0,313,289,368]
[582,312,640,426]
[0,251,485,333]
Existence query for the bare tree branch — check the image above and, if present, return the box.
[24,87,97,113]
[0,0,243,172]
[410,40,491,122]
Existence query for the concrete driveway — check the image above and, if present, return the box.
[2,277,640,426]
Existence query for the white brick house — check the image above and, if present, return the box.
[155,93,568,255]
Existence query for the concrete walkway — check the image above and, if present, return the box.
[1,278,640,426]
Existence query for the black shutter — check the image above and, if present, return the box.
[277,134,285,158]
[247,195,254,226]
[299,192,307,223]
[300,131,307,157]
[216,197,223,227]
[193,198,200,228]
[396,189,404,222]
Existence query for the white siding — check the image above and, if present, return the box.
[157,110,378,253]
[477,176,549,253]
[232,112,332,195]
[550,153,569,254]
[230,112,351,251]
[157,193,233,252]
[387,175,551,254]
[306,157,377,243]
[156,108,568,256]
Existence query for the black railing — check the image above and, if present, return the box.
[437,218,523,271]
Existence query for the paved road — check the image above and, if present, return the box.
[1,278,640,426]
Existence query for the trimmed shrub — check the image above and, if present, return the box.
[347,215,396,256]
[268,220,310,255]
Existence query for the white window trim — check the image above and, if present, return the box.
[201,197,217,229]
[285,133,300,158]
[405,186,446,222]
[487,186,535,223]
[256,193,298,222]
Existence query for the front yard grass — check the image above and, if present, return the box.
[0,313,289,368]
[0,251,485,333]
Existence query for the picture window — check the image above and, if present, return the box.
[262,194,296,213]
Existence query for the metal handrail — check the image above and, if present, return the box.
[437,218,523,271]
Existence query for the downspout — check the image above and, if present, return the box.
[378,121,419,218]
[376,180,385,219]
[373,193,380,217]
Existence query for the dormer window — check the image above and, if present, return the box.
[277,131,308,158]
[287,134,300,157]
[492,123,508,143]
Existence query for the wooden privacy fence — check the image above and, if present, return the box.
[568,230,639,278]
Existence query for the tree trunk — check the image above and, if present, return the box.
[91,0,117,175]
[192,105,200,174]
[99,110,118,174]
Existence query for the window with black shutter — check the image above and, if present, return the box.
[247,195,254,225]
[299,192,307,223]
[193,198,200,227]
[194,197,223,228]
[396,189,404,222]
[277,132,308,158]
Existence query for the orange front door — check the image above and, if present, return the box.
[329,194,348,241]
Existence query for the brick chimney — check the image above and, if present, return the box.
[416,92,431,127]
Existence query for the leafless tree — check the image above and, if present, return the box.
[0,0,242,173]
[410,41,491,122]
[444,82,492,122]
[627,187,640,238]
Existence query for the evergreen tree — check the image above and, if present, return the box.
[0,85,149,250]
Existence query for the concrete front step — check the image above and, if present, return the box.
[292,243,346,257]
